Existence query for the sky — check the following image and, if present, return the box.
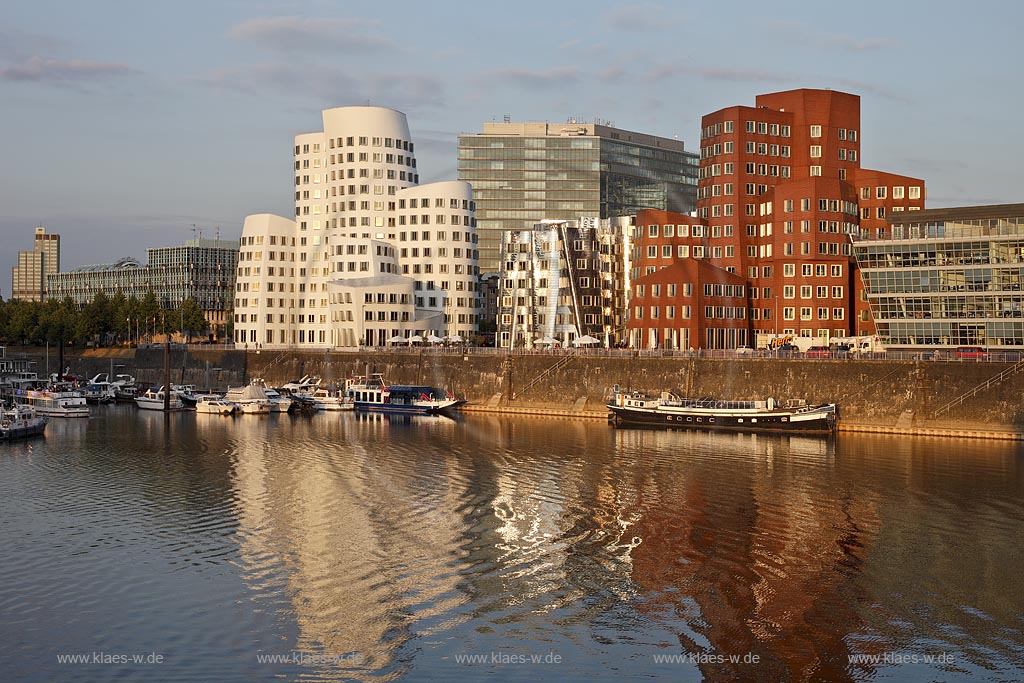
[2,0,1021,294]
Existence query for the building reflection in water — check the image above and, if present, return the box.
[221,412,1023,681]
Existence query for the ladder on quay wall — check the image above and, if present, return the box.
[512,354,576,400]
[933,359,1024,417]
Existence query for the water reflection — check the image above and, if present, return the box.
[1,409,1022,682]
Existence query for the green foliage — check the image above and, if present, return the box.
[177,297,207,342]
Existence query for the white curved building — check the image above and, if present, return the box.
[234,106,479,348]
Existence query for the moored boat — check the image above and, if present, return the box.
[112,374,140,402]
[250,379,294,412]
[0,403,48,440]
[195,398,237,415]
[134,386,185,411]
[223,384,272,414]
[311,387,354,411]
[607,388,837,434]
[345,374,463,414]
[15,384,90,418]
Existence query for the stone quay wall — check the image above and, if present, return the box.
[44,346,1024,434]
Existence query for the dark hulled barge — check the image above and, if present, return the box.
[607,389,837,434]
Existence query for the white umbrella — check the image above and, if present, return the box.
[446,334,464,343]
[573,335,600,346]
[387,335,406,343]
[408,334,423,343]
[426,334,444,343]
[535,336,560,346]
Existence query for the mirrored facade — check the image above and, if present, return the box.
[852,204,1024,348]
[459,121,698,272]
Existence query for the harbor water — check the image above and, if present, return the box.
[1,406,1022,682]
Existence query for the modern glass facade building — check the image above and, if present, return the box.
[459,121,698,272]
[852,204,1024,349]
[47,239,239,333]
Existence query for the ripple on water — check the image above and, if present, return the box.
[1,409,1023,682]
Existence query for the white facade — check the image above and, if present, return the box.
[234,106,479,348]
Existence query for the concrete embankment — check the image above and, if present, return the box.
[19,346,1024,438]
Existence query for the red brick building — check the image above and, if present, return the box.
[697,89,926,341]
[628,209,749,349]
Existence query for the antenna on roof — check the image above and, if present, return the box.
[504,114,511,123]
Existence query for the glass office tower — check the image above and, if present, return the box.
[459,120,698,272]
[852,204,1024,349]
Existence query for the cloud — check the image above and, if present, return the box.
[649,64,802,85]
[0,56,139,86]
[0,27,65,60]
[601,3,675,31]
[227,16,393,52]
[199,63,445,111]
[479,66,581,90]
[768,21,896,52]
[644,64,913,103]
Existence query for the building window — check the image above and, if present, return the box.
[810,125,822,138]
[810,166,821,177]
[810,146,822,158]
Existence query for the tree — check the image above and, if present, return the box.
[139,289,160,341]
[77,290,112,344]
[7,299,42,345]
[177,297,207,343]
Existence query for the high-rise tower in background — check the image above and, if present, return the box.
[459,120,699,273]
[11,226,60,301]
[234,106,479,349]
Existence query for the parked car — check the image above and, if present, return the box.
[734,346,754,356]
[776,344,800,357]
[806,345,832,359]
[955,346,988,359]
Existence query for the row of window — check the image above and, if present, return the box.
[296,137,415,154]
[782,263,845,277]
[782,285,845,298]
[860,186,922,200]
[295,152,416,170]
[699,162,793,180]
[782,307,847,321]
[632,305,694,320]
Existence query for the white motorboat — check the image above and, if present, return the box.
[83,374,116,404]
[280,374,321,393]
[251,379,294,412]
[195,398,237,415]
[134,386,185,411]
[311,387,354,411]
[16,384,90,418]
[223,384,272,414]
